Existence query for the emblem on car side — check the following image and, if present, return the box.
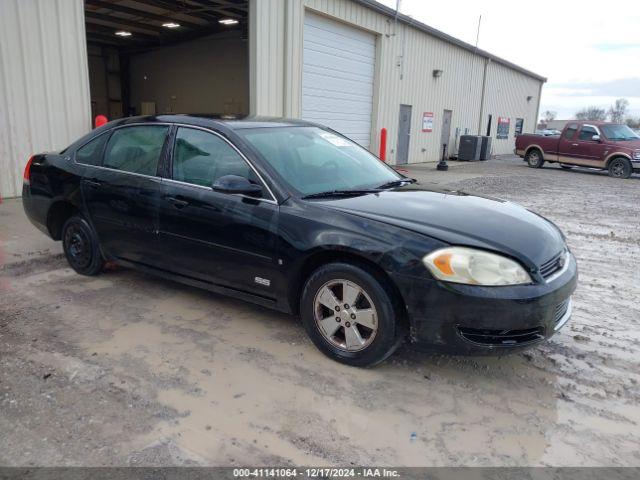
[255,277,271,287]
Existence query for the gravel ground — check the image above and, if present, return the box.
[0,157,638,467]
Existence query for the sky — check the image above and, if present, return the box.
[378,0,640,121]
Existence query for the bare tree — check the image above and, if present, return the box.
[575,106,607,121]
[542,110,557,123]
[608,98,629,123]
[626,117,640,129]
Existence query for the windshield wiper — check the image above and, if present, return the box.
[376,178,417,189]
[302,189,382,199]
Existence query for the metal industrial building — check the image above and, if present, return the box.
[0,0,545,199]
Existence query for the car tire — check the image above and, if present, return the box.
[300,262,404,367]
[62,214,105,276]
[608,157,632,179]
[525,149,544,168]
[560,164,573,169]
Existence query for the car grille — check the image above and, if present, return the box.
[554,299,570,324]
[457,326,544,347]
[553,298,572,331]
[539,251,566,279]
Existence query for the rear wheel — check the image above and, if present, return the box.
[300,262,403,367]
[526,149,544,168]
[608,157,632,179]
[62,215,104,276]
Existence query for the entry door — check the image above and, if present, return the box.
[157,126,280,297]
[441,110,453,158]
[397,104,412,165]
[82,125,169,265]
[486,115,493,136]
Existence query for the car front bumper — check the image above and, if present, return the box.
[391,253,578,354]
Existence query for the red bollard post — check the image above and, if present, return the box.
[379,128,387,162]
[94,115,108,128]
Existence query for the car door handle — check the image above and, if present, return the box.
[572,143,579,146]
[84,178,102,189]
[166,196,190,209]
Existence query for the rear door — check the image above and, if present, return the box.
[157,126,281,298]
[396,105,412,165]
[81,124,169,265]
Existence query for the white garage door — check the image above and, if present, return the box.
[302,12,376,148]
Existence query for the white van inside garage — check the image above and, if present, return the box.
[85,0,249,122]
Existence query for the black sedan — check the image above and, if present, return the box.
[22,115,577,366]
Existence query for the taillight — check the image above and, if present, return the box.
[23,155,34,184]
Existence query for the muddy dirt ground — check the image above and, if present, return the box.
[1,157,639,467]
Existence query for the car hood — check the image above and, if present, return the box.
[312,183,565,268]
[610,138,640,150]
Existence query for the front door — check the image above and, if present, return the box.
[81,124,169,265]
[396,104,412,165]
[441,109,453,158]
[157,126,281,298]
[558,123,607,167]
[570,125,608,167]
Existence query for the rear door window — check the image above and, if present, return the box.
[103,125,169,176]
[172,127,259,188]
[563,124,578,140]
[76,133,109,166]
[578,125,598,141]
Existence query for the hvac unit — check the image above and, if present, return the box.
[458,135,482,161]
[479,136,492,160]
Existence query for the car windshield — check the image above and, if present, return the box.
[239,127,403,196]
[601,124,640,141]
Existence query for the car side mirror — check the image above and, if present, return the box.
[212,175,263,197]
[592,134,601,142]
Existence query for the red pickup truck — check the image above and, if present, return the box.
[515,122,640,179]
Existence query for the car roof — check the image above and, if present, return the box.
[108,114,318,130]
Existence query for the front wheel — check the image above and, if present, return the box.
[526,149,544,168]
[300,263,403,367]
[62,215,105,276]
[608,157,632,179]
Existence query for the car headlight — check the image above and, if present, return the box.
[633,150,640,160]
[423,247,532,286]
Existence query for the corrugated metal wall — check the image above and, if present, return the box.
[249,0,543,163]
[481,60,543,154]
[0,0,91,199]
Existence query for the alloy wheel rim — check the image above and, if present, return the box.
[528,152,539,166]
[313,279,378,352]
[65,225,91,269]
[612,161,624,176]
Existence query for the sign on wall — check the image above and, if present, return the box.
[422,112,434,132]
[497,117,510,139]
[515,118,524,136]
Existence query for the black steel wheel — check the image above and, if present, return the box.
[62,215,104,276]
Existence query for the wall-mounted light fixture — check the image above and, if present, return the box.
[433,69,443,78]
[527,95,533,102]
